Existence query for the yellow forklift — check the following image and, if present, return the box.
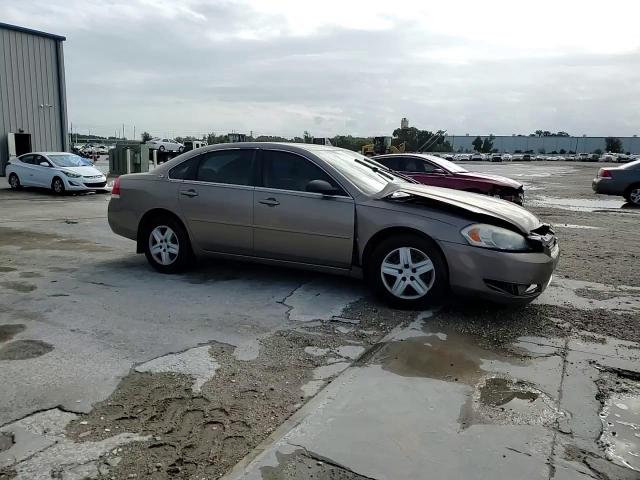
[361,136,406,156]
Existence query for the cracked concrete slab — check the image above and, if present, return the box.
[224,316,640,480]
[0,408,148,478]
[535,277,640,313]
[284,280,365,322]
[134,345,220,392]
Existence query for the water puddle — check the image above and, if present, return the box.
[377,330,518,385]
[260,448,370,479]
[0,339,54,360]
[373,329,564,429]
[554,224,602,230]
[0,281,37,293]
[599,393,640,472]
[528,196,627,212]
[461,376,561,429]
[0,324,25,343]
[0,432,13,452]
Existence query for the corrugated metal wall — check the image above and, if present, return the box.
[0,26,67,175]
[446,135,640,154]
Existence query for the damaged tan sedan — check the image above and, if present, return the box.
[108,143,559,308]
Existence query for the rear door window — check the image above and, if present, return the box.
[195,149,255,186]
[169,157,199,180]
[19,154,34,164]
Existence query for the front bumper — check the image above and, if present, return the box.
[64,175,108,191]
[440,240,560,304]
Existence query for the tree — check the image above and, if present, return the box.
[391,127,451,152]
[556,131,570,137]
[481,135,495,153]
[559,149,567,154]
[332,135,372,152]
[303,131,313,143]
[141,131,152,143]
[535,130,544,137]
[593,148,603,155]
[605,137,622,153]
[472,136,483,152]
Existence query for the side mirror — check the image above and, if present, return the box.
[306,179,340,196]
[39,162,50,167]
[433,168,446,174]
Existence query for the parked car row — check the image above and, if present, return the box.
[108,143,559,308]
[429,152,639,163]
[72,144,114,157]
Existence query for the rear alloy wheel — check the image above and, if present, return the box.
[366,234,448,309]
[8,173,21,190]
[51,177,65,195]
[143,217,192,273]
[625,185,640,206]
[158,145,165,152]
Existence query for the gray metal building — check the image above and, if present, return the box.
[0,23,68,176]
[445,135,640,154]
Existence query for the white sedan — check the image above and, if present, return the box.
[6,152,108,194]
[146,137,184,152]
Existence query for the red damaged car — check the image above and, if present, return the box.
[374,153,524,204]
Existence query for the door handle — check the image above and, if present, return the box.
[259,197,280,207]
[180,189,198,198]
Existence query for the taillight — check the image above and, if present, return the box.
[598,169,612,178]
[111,176,121,197]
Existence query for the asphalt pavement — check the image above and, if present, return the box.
[0,161,638,480]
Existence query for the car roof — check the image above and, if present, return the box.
[151,142,366,176]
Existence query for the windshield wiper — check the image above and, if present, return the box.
[354,158,395,180]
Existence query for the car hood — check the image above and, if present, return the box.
[58,166,104,176]
[456,171,522,188]
[375,183,541,234]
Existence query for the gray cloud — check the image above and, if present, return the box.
[4,0,640,138]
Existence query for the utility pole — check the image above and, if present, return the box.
[122,123,125,140]
[133,126,136,141]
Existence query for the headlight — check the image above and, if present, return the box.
[63,171,81,178]
[461,224,530,251]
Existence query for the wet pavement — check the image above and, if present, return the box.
[1,162,639,479]
[224,319,640,480]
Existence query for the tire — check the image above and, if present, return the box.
[142,216,193,273]
[51,177,65,195]
[158,145,165,152]
[178,146,184,153]
[8,173,21,190]
[624,184,640,206]
[365,233,449,309]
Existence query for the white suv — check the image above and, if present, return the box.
[146,138,184,152]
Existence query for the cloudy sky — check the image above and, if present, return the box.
[4,0,640,139]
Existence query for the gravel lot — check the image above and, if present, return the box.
[0,161,638,480]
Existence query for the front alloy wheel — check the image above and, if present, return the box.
[380,247,435,300]
[367,234,448,309]
[52,177,65,195]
